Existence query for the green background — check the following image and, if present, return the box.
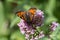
[0,0,60,40]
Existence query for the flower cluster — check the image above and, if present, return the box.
[17,8,59,40]
[18,19,45,40]
[32,9,44,26]
[50,22,59,31]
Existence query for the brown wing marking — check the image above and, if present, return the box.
[16,11,26,20]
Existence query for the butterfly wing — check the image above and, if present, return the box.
[28,7,37,21]
[16,11,26,20]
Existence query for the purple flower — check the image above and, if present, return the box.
[39,31,45,38]
[17,9,44,40]
[18,19,36,40]
[25,34,30,40]
[32,9,44,26]
[30,31,45,40]
[17,19,27,34]
[50,22,59,31]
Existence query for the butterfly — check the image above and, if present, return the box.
[16,7,37,23]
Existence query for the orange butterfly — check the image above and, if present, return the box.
[16,7,37,23]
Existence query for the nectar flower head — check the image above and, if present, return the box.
[17,19,27,34]
[17,8,44,40]
[32,9,44,26]
[39,31,45,38]
[50,22,59,31]
[18,19,36,35]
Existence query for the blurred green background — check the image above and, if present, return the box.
[0,0,60,40]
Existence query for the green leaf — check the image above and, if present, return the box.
[10,17,20,28]
[0,1,9,36]
[0,37,8,40]
[10,30,25,40]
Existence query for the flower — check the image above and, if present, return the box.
[30,31,45,40]
[17,9,45,40]
[50,22,59,31]
[32,9,44,26]
[18,19,36,40]
[17,19,27,34]
[25,34,30,40]
[39,31,45,38]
